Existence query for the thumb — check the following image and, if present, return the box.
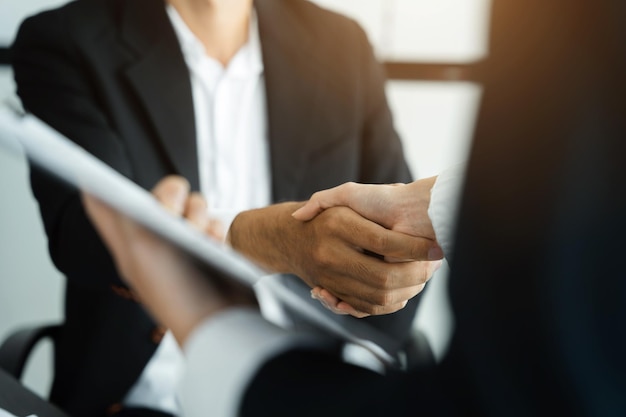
[292,183,356,221]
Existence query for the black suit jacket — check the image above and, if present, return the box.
[237,1,626,416]
[12,0,416,415]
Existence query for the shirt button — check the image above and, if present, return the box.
[151,326,167,344]
[106,403,123,415]
[110,285,141,303]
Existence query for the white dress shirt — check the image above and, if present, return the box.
[178,166,465,417]
[123,5,271,413]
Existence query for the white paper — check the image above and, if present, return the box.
[0,106,400,368]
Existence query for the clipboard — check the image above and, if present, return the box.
[0,104,402,369]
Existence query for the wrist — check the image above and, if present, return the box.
[227,202,305,273]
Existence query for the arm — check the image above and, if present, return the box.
[12,11,133,290]
[293,167,465,314]
[227,201,442,316]
[226,21,443,318]
[82,177,436,417]
[294,166,465,259]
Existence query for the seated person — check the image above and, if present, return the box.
[12,0,440,415]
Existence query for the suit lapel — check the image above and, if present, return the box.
[116,0,326,197]
[120,0,200,190]
[256,0,323,201]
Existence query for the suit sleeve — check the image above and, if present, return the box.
[428,164,466,260]
[12,12,134,290]
[179,308,447,417]
[178,308,383,417]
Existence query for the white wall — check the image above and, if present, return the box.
[312,0,491,62]
[0,0,68,44]
[0,0,485,399]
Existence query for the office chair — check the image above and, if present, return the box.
[0,322,60,380]
[0,323,69,417]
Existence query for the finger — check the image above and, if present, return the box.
[183,192,209,230]
[340,213,442,261]
[314,205,441,261]
[342,285,424,316]
[318,288,369,318]
[82,193,128,250]
[206,218,225,241]
[152,176,190,215]
[312,241,433,295]
[291,183,355,221]
[317,287,347,314]
[317,287,340,308]
[335,301,371,318]
[337,298,414,317]
[330,282,426,315]
[311,257,428,310]
[311,287,340,313]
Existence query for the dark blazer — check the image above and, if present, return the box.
[12,0,417,415]
[237,1,626,416]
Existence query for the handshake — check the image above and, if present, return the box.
[83,174,451,345]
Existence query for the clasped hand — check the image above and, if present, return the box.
[292,178,444,317]
[83,175,444,345]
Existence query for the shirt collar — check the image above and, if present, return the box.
[165,4,264,77]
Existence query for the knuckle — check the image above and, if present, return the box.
[344,182,358,194]
[368,232,389,254]
[375,269,395,290]
[408,262,430,285]
[381,291,396,307]
[319,207,341,229]
[309,190,324,205]
[422,261,437,282]
[311,245,333,267]
[408,240,426,260]
[372,290,395,307]
[369,304,388,316]
[360,304,378,316]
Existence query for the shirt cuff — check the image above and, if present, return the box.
[428,163,466,259]
[178,307,329,417]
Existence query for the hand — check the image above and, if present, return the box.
[82,176,256,346]
[292,177,444,316]
[292,177,440,247]
[227,202,442,316]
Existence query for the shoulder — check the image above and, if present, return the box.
[13,0,121,48]
[285,0,369,46]
[258,0,370,52]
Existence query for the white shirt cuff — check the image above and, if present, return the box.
[178,307,329,417]
[428,163,466,259]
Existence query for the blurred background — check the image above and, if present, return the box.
[0,0,489,397]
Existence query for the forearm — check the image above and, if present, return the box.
[227,202,306,274]
[15,15,136,291]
